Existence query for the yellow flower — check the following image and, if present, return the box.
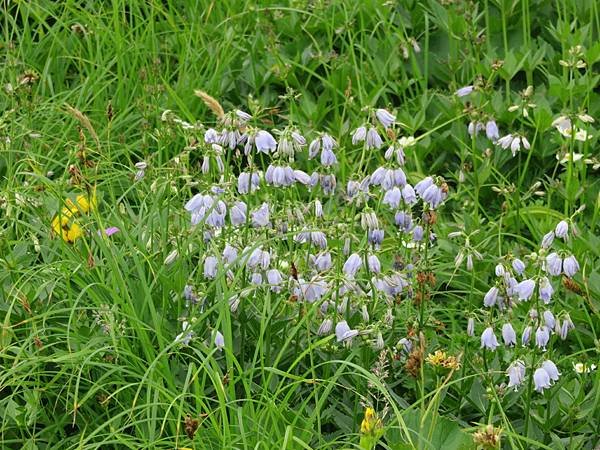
[51,191,96,243]
[426,350,447,366]
[66,221,84,243]
[360,407,382,435]
[52,213,85,243]
[426,350,461,370]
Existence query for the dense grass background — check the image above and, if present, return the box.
[1,1,599,449]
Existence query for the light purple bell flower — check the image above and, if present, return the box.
[485,120,499,141]
[502,323,517,346]
[375,108,396,128]
[395,211,412,232]
[522,326,532,346]
[294,170,311,185]
[533,367,551,392]
[203,256,218,279]
[515,279,535,301]
[266,269,284,292]
[223,244,238,265]
[214,330,225,351]
[535,326,550,350]
[480,327,499,351]
[545,252,562,276]
[542,360,560,383]
[555,220,569,239]
[311,252,332,272]
[401,184,417,204]
[543,310,556,329]
[563,255,579,277]
[512,258,526,275]
[506,360,526,390]
[484,286,499,307]
[317,318,333,335]
[251,203,270,227]
[538,277,554,304]
[230,201,247,226]
[254,130,277,153]
[367,254,381,274]
[467,317,475,337]
[412,225,424,242]
[541,231,555,249]
[320,147,338,166]
[383,187,402,208]
[559,314,574,340]
[366,127,383,149]
[343,253,362,278]
[352,126,367,144]
[335,320,358,342]
[455,85,474,97]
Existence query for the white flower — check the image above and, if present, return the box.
[455,85,474,97]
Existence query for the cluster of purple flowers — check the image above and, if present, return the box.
[475,219,581,392]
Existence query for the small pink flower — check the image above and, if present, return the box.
[98,227,120,237]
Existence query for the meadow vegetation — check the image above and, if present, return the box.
[1,1,599,449]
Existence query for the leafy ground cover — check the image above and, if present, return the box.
[1,1,599,449]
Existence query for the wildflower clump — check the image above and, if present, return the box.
[359,407,384,450]
[51,191,97,243]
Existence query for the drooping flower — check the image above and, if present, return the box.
[467,317,475,337]
[310,252,332,272]
[203,256,218,279]
[395,211,413,232]
[541,360,560,382]
[343,253,362,278]
[543,310,556,329]
[455,85,474,97]
[521,326,532,346]
[375,108,396,128]
[214,330,225,351]
[237,172,261,194]
[266,269,284,292]
[352,126,367,144]
[535,326,550,350]
[367,254,381,274]
[485,120,499,141]
[480,327,499,351]
[555,220,569,239]
[366,127,383,149]
[412,225,424,242]
[541,231,555,249]
[559,314,574,340]
[317,318,333,335]
[368,229,384,248]
[230,201,247,226]
[222,243,238,265]
[533,367,551,392]
[251,203,270,227]
[502,323,517,346]
[512,258,526,275]
[335,320,358,342]
[320,147,338,166]
[254,130,277,153]
[175,320,194,346]
[484,286,499,307]
[538,277,554,304]
[497,134,530,157]
[506,360,526,390]
[383,187,402,208]
[545,252,562,276]
[515,279,535,301]
[563,255,579,277]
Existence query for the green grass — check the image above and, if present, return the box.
[1,0,599,449]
